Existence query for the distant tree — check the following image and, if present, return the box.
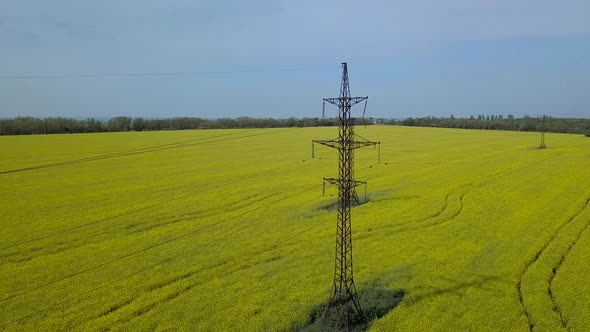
[401,118,416,126]
[2,114,588,136]
[85,118,104,132]
[285,117,298,127]
[356,117,372,126]
[107,116,132,132]
[519,117,536,131]
[132,117,146,131]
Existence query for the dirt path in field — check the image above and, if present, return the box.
[517,198,590,331]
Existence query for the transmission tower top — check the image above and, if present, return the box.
[322,63,369,119]
[311,62,380,329]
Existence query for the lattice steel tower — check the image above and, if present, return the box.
[312,63,379,326]
[539,114,547,149]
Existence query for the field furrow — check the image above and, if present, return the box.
[549,199,590,329]
[518,196,590,331]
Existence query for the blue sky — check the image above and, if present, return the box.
[1,0,589,119]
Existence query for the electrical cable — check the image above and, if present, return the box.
[0,66,330,80]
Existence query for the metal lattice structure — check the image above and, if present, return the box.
[539,114,547,149]
[312,63,380,326]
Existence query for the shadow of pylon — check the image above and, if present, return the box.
[293,287,406,332]
[322,295,365,332]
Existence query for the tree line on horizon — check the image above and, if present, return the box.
[389,114,590,136]
[0,114,589,137]
[0,116,372,136]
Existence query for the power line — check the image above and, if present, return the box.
[0,66,329,80]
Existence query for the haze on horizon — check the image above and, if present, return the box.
[1,1,589,120]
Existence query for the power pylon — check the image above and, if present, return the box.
[312,62,380,327]
[539,114,547,149]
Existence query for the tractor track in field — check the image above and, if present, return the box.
[378,153,557,235]
[377,193,450,230]
[0,185,322,330]
[0,159,304,256]
[0,191,279,265]
[375,181,471,233]
[517,198,590,332]
[0,128,292,175]
[2,208,330,330]
[548,198,590,329]
[431,193,450,219]
[95,243,287,330]
[0,249,236,329]
[397,192,453,227]
[100,214,333,330]
[402,192,467,233]
[99,281,201,331]
[95,270,204,329]
[380,189,468,235]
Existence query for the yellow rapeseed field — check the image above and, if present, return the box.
[1,126,589,331]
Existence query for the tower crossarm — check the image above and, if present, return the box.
[323,96,368,107]
[322,178,368,205]
[313,139,340,150]
[351,140,379,149]
[323,178,366,188]
[313,139,379,150]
